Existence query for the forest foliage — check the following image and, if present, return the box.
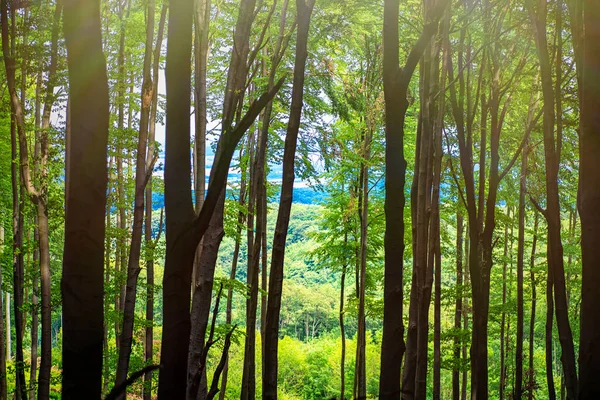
[0,0,599,399]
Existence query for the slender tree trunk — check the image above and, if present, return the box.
[114,0,130,349]
[578,1,600,399]
[461,229,469,400]
[219,175,247,400]
[191,0,211,289]
[452,213,464,400]
[380,2,443,397]
[546,241,556,400]
[31,222,38,400]
[355,126,371,399]
[432,21,446,399]
[5,293,9,364]
[143,7,167,400]
[515,142,528,399]
[262,2,315,398]
[340,247,347,400]
[500,214,509,400]
[1,7,27,398]
[114,0,155,391]
[528,213,538,400]
[61,0,110,395]
[0,226,5,400]
[527,1,578,397]
[242,126,259,400]
[104,156,114,396]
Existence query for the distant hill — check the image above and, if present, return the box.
[151,185,327,210]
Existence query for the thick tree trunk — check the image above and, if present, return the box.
[157,0,197,395]
[262,2,315,398]
[61,0,110,395]
[578,1,600,399]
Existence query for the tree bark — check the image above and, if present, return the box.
[262,2,315,398]
[219,172,247,400]
[528,213,538,400]
[191,0,211,292]
[143,6,167,400]
[158,0,284,393]
[515,141,528,399]
[578,1,600,398]
[190,2,257,399]
[527,1,578,397]
[355,124,371,400]
[61,0,110,395]
[500,212,509,400]
[114,0,156,391]
[546,241,556,400]
[453,212,464,400]
[380,2,443,397]
[0,226,5,400]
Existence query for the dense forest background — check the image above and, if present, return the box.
[0,0,600,399]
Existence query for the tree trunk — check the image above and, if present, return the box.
[191,2,257,399]
[219,175,247,400]
[528,213,538,400]
[61,0,110,395]
[515,141,528,399]
[157,0,197,394]
[546,241,556,400]
[191,0,211,292]
[242,126,260,400]
[500,213,509,400]
[380,2,443,397]
[114,0,155,391]
[158,0,282,393]
[144,6,167,400]
[262,2,315,398]
[527,1,578,397]
[0,226,6,400]
[355,125,371,399]
[1,8,26,399]
[453,212,464,400]
[340,255,347,400]
[578,1,600,398]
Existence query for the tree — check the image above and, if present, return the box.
[61,0,110,395]
[379,1,444,397]
[578,1,600,398]
[158,0,283,394]
[527,0,578,397]
[262,1,315,398]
